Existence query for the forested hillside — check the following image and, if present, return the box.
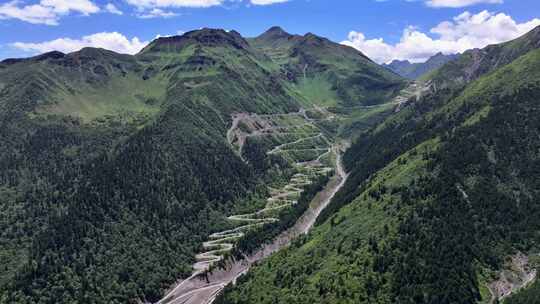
[217,26,540,304]
[0,28,404,303]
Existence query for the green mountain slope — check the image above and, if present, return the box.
[425,25,540,89]
[0,28,404,304]
[217,26,540,304]
[250,27,405,107]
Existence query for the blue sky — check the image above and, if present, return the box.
[1,0,539,62]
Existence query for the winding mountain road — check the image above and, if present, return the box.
[267,133,326,155]
[156,144,348,304]
[156,109,348,304]
[192,168,322,274]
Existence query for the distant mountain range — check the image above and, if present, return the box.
[383,52,459,79]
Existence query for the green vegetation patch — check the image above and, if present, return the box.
[36,74,167,123]
[294,75,339,107]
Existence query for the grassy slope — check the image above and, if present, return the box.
[218,36,540,304]
[249,27,405,108]
[248,27,406,141]
[42,73,166,122]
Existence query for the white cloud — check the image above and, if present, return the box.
[342,10,540,64]
[0,0,99,25]
[124,0,226,18]
[426,0,503,8]
[12,32,148,55]
[137,8,178,18]
[105,3,123,15]
[121,0,290,18]
[250,0,289,5]
[40,0,99,14]
[124,0,225,9]
[0,1,58,25]
[123,0,290,8]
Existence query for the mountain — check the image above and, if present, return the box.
[428,25,540,90]
[384,52,459,79]
[217,26,540,304]
[0,28,405,303]
[250,27,405,107]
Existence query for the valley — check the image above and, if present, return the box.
[215,26,540,304]
[157,145,348,304]
[157,108,348,304]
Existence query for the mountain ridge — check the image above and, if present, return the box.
[140,28,250,54]
[250,26,404,107]
[426,25,540,89]
[384,52,459,79]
